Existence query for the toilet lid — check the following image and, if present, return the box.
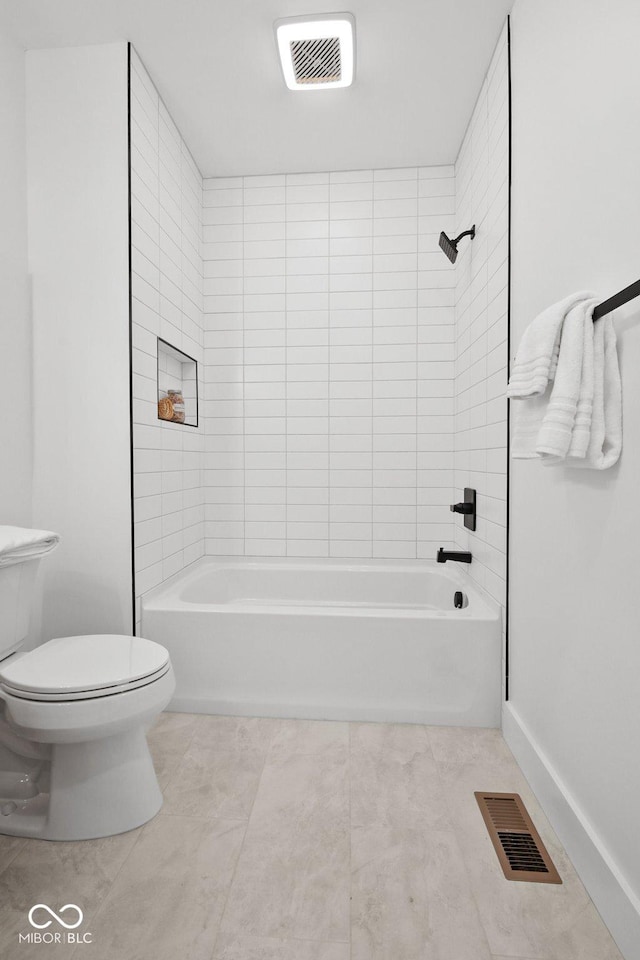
[0,634,169,696]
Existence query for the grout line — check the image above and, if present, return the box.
[370,205,374,560]
[241,176,246,556]
[285,180,289,557]
[329,196,333,557]
[415,169,419,559]
[127,43,137,633]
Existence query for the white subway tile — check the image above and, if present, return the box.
[244,186,285,205]
[286,184,329,204]
[329,169,373,183]
[286,220,330,240]
[373,179,418,200]
[329,218,373,239]
[243,204,286,223]
[286,202,329,221]
[205,187,242,207]
[330,200,373,220]
[286,238,329,258]
[329,181,373,202]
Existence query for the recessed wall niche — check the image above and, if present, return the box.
[157,338,198,428]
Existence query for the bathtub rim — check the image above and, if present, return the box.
[141,555,500,622]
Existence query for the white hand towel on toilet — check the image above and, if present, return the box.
[0,526,60,566]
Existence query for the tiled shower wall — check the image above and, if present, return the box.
[129,23,508,588]
[453,24,509,619]
[202,167,458,559]
[129,48,205,631]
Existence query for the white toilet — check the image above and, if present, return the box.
[0,540,175,841]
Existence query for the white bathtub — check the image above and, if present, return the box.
[141,557,501,726]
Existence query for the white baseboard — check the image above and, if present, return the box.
[503,702,640,960]
[168,695,500,726]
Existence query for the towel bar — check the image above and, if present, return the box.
[592,278,640,321]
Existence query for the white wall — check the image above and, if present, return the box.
[454,23,509,661]
[202,166,457,559]
[0,26,31,526]
[27,43,132,639]
[129,48,205,634]
[508,1,640,955]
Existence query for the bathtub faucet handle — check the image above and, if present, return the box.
[450,502,474,514]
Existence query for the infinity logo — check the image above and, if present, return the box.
[28,904,84,930]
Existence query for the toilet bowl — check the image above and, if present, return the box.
[0,633,175,841]
[0,527,175,841]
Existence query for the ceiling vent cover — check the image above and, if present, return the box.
[291,36,341,84]
[275,14,355,90]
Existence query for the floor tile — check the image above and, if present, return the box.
[350,721,492,960]
[146,709,200,788]
[351,820,493,960]
[426,724,513,765]
[266,719,349,761]
[350,721,442,829]
[162,739,267,819]
[0,829,141,960]
[0,836,27,877]
[191,715,281,753]
[213,932,350,959]
[220,742,350,942]
[161,715,278,820]
[83,814,245,960]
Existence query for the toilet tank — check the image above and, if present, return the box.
[0,559,41,660]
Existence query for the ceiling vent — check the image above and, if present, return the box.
[275,14,355,91]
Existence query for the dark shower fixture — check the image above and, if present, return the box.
[438,225,476,263]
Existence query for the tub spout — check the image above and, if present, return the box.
[437,548,472,564]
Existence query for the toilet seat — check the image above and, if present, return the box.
[0,663,172,701]
[0,634,169,702]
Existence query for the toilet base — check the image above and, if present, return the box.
[0,726,163,840]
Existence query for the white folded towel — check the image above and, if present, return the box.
[509,291,595,459]
[536,298,598,461]
[0,526,60,567]
[509,292,622,470]
[507,290,594,399]
[565,314,622,470]
[567,303,596,460]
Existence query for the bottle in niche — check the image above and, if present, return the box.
[158,390,174,421]
[168,389,185,424]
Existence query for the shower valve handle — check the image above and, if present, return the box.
[449,488,476,531]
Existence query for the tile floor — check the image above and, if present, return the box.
[0,713,624,960]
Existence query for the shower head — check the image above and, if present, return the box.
[438,225,476,264]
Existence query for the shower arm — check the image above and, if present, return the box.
[452,227,476,244]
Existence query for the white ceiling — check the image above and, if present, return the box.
[1,0,513,177]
